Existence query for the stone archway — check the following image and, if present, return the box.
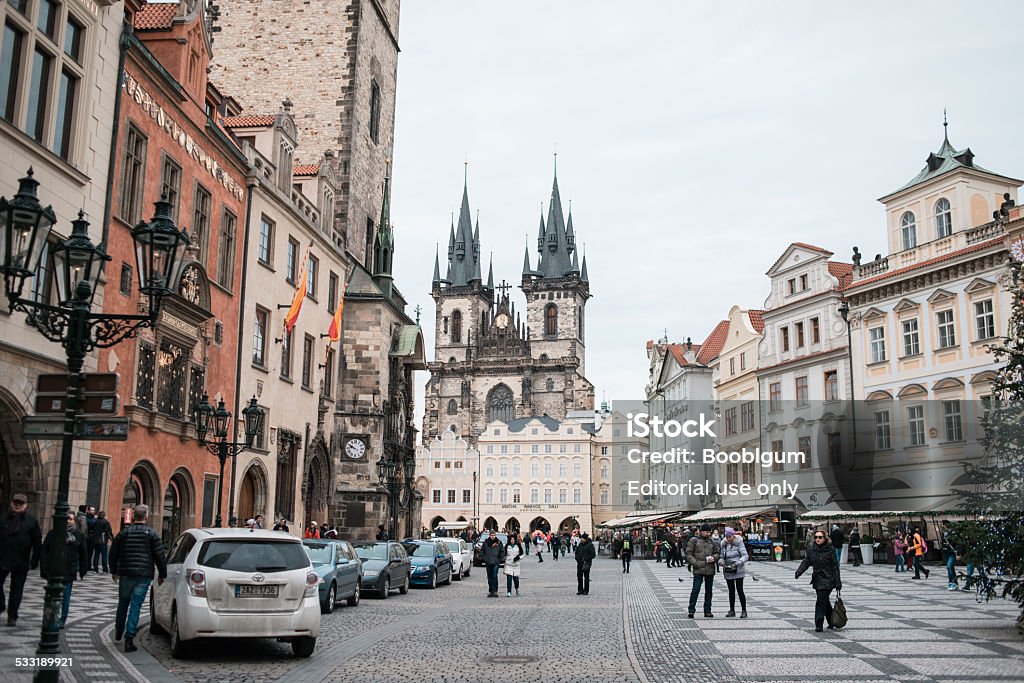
[162,468,195,545]
[483,516,498,531]
[558,516,580,535]
[430,515,446,530]
[238,460,269,524]
[302,438,330,527]
[505,517,521,535]
[121,460,160,531]
[529,516,550,533]
[0,387,43,510]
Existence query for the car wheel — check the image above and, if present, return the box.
[429,570,437,589]
[320,583,336,615]
[380,577,390,599]
[149,588,166,636]
[465,565,471,578]
[347,582,360,607]
[442,566,453,585]
[453,562,462,581]
[398,575,409,595]
[169,607,192,659]
[291,636,316,658]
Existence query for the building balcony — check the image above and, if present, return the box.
[852,221,1005,282]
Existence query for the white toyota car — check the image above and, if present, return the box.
[439,538,472,580]
[150,528,320,658]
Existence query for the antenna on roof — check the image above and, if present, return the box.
[943,108,949,143]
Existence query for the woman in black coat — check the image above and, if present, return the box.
[795,529,842,632]
[40,510,89,628]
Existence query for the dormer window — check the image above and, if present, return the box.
[900,211,917,250]
[935,198,952,238]
[321,188,334,232]
[278,142,293,191]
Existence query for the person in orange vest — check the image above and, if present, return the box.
[910,525,930,580]
[303,521,320,539]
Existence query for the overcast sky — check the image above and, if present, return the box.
[389,1,1024,425]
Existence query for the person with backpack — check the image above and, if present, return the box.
[90,510,113,573]
[794,528,842,632]
[910,526,930,579]
[621,535,633,573]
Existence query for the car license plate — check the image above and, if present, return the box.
[235,584,279,598]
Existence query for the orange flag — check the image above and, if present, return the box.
[327,277,346,343]
[283,244,310,335]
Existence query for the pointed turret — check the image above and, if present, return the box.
[372,171,395,297]
[486,254,494,290]
[432,246,441,286]
[581,250,589,283]
[536,211,545,252]
[522,242,532,277]
[538,171,573,278]
[566,206,576,254]
[449,180,478,286]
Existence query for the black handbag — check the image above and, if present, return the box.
[831,591,848,628]
[723,563,738,574]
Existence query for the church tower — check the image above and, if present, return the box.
[423,167,594,445]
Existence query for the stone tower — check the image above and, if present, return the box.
[423,169,594,445]
[209,0,399,271]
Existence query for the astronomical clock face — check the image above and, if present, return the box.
[495,313,510,329]
[344,437,367,460]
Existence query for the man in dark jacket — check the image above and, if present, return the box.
[481,530,505,597]
[848,528,862,566]
[90,511,113,573]
[0,494,41,626]
[795,530,842,631]
[575,533,596,595]
[40,510,88,628]
[684,524,720,618]
[110,504,167,652]
[829,525,845,564]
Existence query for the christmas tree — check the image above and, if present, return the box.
[954,238,1024,632]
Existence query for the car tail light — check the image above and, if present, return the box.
[304,571,319,598]
[188,569,206,598]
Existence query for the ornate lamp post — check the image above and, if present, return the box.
[191,393,263,527]
[0,170,189,683]
[377,455,399,540]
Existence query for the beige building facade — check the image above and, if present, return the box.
[0,0,123,514]
[846,130,1019,509]
[415,428,479,531]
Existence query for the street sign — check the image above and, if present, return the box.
[36,373,119,394]
[34,373,120,416]
[76,417,129,441]
[22,416,129,441]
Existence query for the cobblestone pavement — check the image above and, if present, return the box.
[2,556,1023,682]
[631,557,1024,682]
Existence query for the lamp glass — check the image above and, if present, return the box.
[242,397,263,448]
[213,399,230,439]
[0,172,55,282]
[192,393,212,444]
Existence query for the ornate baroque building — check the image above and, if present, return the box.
[422,171,595,444]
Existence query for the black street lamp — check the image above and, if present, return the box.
[377,455,400,540]
[192,393,263,528]
[0,170,188,683]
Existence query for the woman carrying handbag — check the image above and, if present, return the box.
[795,529,843,632]
[719,528,749,618]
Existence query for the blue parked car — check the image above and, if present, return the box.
[303,539,362,614]
[402,540,454,589]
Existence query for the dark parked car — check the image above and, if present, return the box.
[353,540,410,599]
[473,533,508,567]
[402,540,454,589]
[303,539,362,614]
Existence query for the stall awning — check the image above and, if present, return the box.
[680,506,776,524]
[798,508,973,524]
[602,511,684,529]
[435,522,470,530]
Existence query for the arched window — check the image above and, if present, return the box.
[544,304,557,337]
[935,198,952,238]
[545,378,555,391]
[446,399,458,415]
[451,310,462,343]
[487,384,514,423]
[900,211,917,250]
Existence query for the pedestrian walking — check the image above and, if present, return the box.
[524,533,531,555]
[550,533,560,561]
[90,511,113,573]
[273,518,290,532]
[575,532,596,595]
[720,528,748,618]
[481,530,505,597]
[0,494,41,627]
[84,507,97,572]
[504,532,523,596]
[375,524,389,541]
[304,521,320,539]
[684,524,719,618]
[533,531,546,561]
[893,532,907,573]
[621,536,633,573]
[829,525,845,564]
[109,504,167,652]
[910,526,930,580]
[940,520,959,590]
[794,528,842,632]
[40,510,88,628]
[848,528,863,566]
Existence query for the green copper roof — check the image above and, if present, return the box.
[390,324,426,369]
[890,132,993,196]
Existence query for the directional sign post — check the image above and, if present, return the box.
[34,372,120,416]
[22,416,128,441]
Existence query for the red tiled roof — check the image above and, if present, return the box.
[293,164,320,177]
[791,242,833,256]
[221,115,276,128]
[850,238,1004,289]
[828,261,853,291]
[134,2,178,30]
[748,310,765,333]
[696,320,729,365]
